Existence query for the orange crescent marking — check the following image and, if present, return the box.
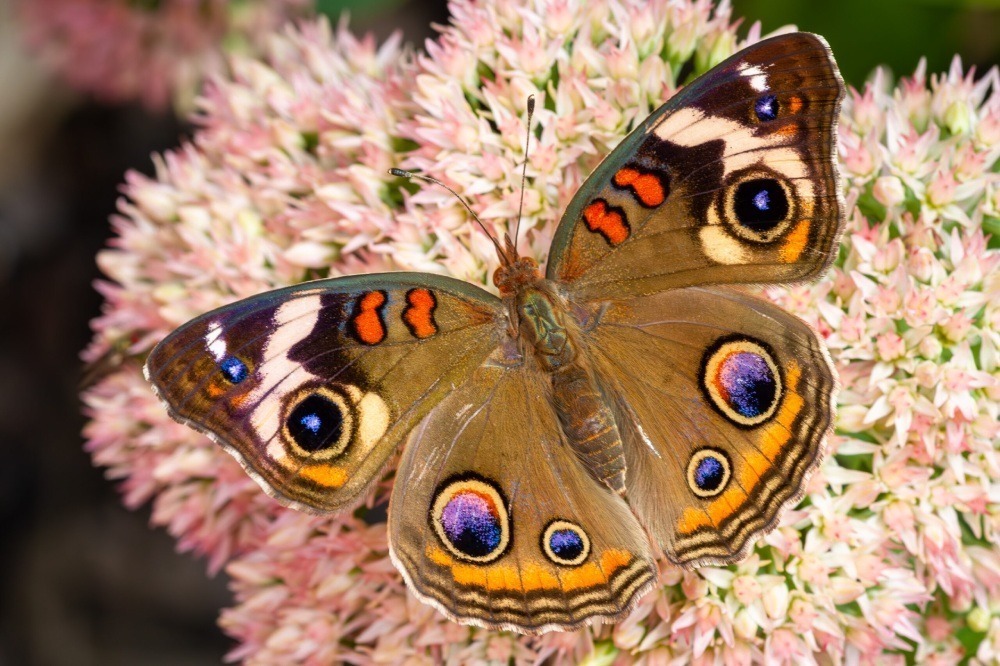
[677,363,804,535]
[779,219,810,263]
[613,167,667,207]
[426,546,634,593]
[583,200,630,245]
[300,464,347,488]
[788,95,803,114]
[352,291,387,345]
[402,288,438,339]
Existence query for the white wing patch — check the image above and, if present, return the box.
[738,62,769,92]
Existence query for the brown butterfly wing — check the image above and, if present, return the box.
[144,273,506,513]
[546,32,845,300]
[388,343,657,634]
[584,286,835,566]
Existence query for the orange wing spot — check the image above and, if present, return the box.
[787,95,803,114]
[706,485,749,526]
[352,291,387,345]
[562,549,632,590]
[520,563,560,591]
[613,167,667,207]
[774,123,798,139]
[583,200,630,246]
[426,546,632,593]
[779,219,810,262]
[300,464,347,488]
[402,288,438,339]
[678,507,714,533]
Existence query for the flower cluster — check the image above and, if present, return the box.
[14,0,313,111]
[82,0,1000,663]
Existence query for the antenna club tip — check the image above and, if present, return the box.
[527,95,535,112]
[389,168,412,178]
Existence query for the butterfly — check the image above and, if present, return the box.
[145,33,844,635]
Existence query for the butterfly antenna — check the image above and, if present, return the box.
[512,94,535,258]
[388,168,508,263]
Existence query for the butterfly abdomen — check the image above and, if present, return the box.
[516,284,627,493]
[551,363,627,493]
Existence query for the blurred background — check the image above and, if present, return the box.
[0,0,996,663]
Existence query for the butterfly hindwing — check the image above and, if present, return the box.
[144,273,506,513]
[546,32,845,300]
[388,344,657,634]
[583,286,835,566]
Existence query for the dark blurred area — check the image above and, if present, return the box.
[0,0,995,664]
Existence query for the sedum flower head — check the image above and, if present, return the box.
[14,0,313,111]
[83,1,1000,662]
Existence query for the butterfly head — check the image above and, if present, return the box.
[493,255,540,296]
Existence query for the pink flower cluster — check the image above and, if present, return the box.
[82,1,1000,663]
[14,0,312,111]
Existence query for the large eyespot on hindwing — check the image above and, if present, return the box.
[686,448,732,498]
[430,474,511,564]
[700,335,784,428]
[541,519,591,567]
[719,167,796,244]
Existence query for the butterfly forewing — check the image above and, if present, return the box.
[144,273,506,513]
[546,32,845,300]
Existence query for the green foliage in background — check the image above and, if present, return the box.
[734,0,1000,87]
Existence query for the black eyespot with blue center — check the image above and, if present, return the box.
[219,356,248,384]
[701,336,784,428]
[695,456,724,491]
[542,520,591,566]
[755,94,779,121]
[431,475,510,563]
[287,394,344,453]
[734,178,788,232]
[687,448,731,498]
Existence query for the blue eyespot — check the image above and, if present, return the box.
[687,449,731,498]
[701,337,784,428]
[694,455,725,491]
[288,394,344,452]
[431,476,510,563]
[219,356,248,384]
[542,520,591,566]
[733,178,788,232]
[755,94,778,121]
[440,491,503,558]
[550,529,584,559]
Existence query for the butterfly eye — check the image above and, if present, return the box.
[754,94,779,121]
[431,475,511,563]
[687,448,732,498]
[542,520,591,566]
